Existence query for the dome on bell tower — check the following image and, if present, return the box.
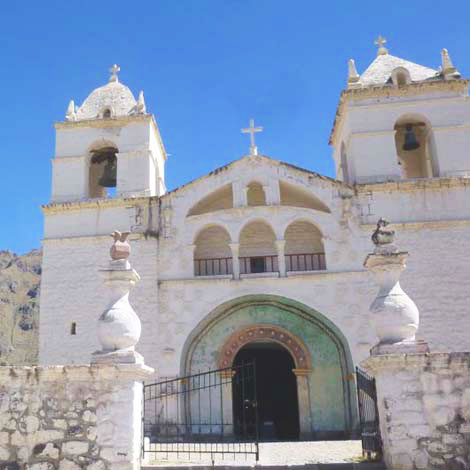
[65,65,146,121]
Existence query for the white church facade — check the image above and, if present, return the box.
[39,43,470,441]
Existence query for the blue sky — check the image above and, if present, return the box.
[1,0,469,254]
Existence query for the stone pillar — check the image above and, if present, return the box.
[293,368,313,439]
[363,219,428,355]
[92,258,143,364]
[363,352,470,470]
[262,184,271,205]
[91,236,155,468]
[275,240,286,277]
[229,242,240,280]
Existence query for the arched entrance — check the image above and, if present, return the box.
[181,295,358,440]
[233,342,300,441]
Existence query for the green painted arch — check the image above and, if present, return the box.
[180,294,358,434]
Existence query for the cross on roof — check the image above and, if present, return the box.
[109,64,120,83]
[241,119,263,156]
[374,35,388,56]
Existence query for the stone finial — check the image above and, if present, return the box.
[110,231,131,260]
[374,35,388,56]
[347,59,360,87]
[371,218,395,251]
[92,231,143,364]
[441,48,459,79]
[109,64,120,83]
[129,91,146,115]
[65,100,76,121]
[364,219,429,355]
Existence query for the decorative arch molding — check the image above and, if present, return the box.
[180,294,357,435]
[218,323,312,370]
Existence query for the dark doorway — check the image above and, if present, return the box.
[233,342,300,441]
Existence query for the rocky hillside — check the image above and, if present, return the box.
[0,249,41,365]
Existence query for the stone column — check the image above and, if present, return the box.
[229,242,240,280]
[275,240,286,277]
[293,368,313,439]
[91,236,155,469]
[363,219,428,355]
[93,258,143,364]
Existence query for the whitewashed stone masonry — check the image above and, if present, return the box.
[0,363,153,469]
[364,353,470,470]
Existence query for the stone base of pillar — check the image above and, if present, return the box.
[363,352,470,470]
[371,339,429,356]
[91,348,144,364]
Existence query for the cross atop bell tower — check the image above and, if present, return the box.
[374,35,388,56]
[109,64,120,83]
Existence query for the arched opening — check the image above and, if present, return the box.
[194,225,232,276]
[239,220,277,274]
[182,295,358,440]
[246,182,266,206]
[233,342,300,441]
[102,108,112,119]
[394,115,438,179]
[284,221,326,271]
[187,184,234,217]
[88,145,118,198]
[391,67,411,87]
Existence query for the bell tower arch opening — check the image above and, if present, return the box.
[88,145,118,198]
[394,115,439,179]
[233,342,300,441]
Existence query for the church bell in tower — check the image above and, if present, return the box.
[91,147,118,188]
[402,124,420,151]
[98,157,117,187]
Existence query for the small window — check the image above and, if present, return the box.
[70,322,77,335]
[391,67,411,87]
[103,108,111,119]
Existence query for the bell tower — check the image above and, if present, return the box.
[51,64,167,202]
[330,39,470,184]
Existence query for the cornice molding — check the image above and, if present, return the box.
[55,114,167,161]
[42,233,147,244]
[355,176,470,193]
[329,79,469,145]
[42,196,157,215]
[361,219,470,232]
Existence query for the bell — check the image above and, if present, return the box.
[98,158,117,187]
[402,124,420,151]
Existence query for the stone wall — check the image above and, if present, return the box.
[0,363,151,469]
[364,352,470,470]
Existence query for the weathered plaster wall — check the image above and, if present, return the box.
[364,352,470,470]
[0,364,149,469]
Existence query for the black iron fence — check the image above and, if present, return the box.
[194,257,233,276]
[143,363,259,462]
[356,367,382,460]
[285,253,326,272]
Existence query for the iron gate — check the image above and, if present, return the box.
[356,367,382,459]
[143,362,259,462]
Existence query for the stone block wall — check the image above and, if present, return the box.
[0,364,152,469]
[364,352,470,470]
